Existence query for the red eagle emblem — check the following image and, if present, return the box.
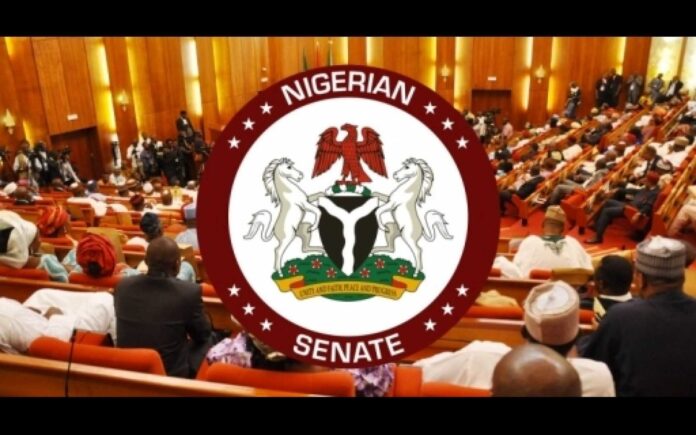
[312,123,387,185]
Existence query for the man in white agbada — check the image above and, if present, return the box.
[0,289,115,354]
[413,281,615,397]
[493,206,592,278]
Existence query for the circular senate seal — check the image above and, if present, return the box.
[199,65,499,368]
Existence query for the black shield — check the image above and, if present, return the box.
[318,196,378,274]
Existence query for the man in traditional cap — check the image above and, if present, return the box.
[175,203,198,250]
[415,281,615,396]
[493,206,592,278]
[663,136,690,168]
[492,344,582,397]
[586,171,661,244]
[582,237,696,396]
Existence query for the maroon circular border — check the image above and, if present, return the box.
[198,65,500,368]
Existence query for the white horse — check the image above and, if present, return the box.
[372,158,453,277]
[244,158,325,277]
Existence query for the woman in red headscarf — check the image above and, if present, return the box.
[36,206,81,273]
[37,206,71,239]
[74,233,135,278]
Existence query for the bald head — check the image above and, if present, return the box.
[492,344,581,397]
[145,237,180,277]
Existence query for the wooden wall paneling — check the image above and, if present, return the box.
[145,37,187,140]
[471,37,515,90]
[32,38,71,136]
[528,37,552,126]
[58,38,96,131]
[454,37,473,111]
[548,37,624,119]
[125,37,155,137]
[619,37,651,108]
[382,37,436,88]
[268,37,301,84]
[195,37,220,139]
[212,37,234,122]
[366,37,384,68]
[622,37,651,81]
[0,39,26,147]
[510,37,532,129]
[5,38,50,146]
[227,37,264,119]
[436,37,456,104]
[84,37,115,171]
[348,37,366,65]
[104,37,139,146]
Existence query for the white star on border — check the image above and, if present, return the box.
[424,102,436,114]
[441,303,454,315]
[442,118,454,130]
[424,319,436,331]
[228,285,240,297]
[242,303,255,315]
[243,118,255,130]
[260,319,273,331]
[457,137,468,149]
[260,102,272,114]
[456,285,469,297]
[228,137,240,149]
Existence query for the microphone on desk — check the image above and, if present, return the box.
[64,328,77,398]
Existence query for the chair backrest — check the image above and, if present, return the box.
[68,272,122,288]
[386,365,422,397]
[550,268,594,287]
[28,336,166,376]
[0,266,50,280]
[204,363,356,397]
[421,382,491,397]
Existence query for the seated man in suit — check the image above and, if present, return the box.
[114,237,213,378]
[586,171,661,244]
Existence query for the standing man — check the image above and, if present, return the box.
[176,110,194,142]
[565,81,582,119]
[13,140,32,182]
[595,73,611,108]
[608,68,623,108]
[110,140,122,171]
[649,73,664,103]
[626,74,643,106]
[664,75,684,101]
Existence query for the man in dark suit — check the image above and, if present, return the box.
[114,237,213,378]
[608,69,623,108]
[664,75,684,101]
[595,73,612,108]
[176,110,194,141]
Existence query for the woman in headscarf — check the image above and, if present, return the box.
[0,210,69,282]
[72,233,137,278]
[127,212,196,282]
[36,206,81,273]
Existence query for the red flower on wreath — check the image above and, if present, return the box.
[288,264,299,275]
[311,258,322,269]
[360,268,370,278]
[326,267,337,278]
[398,265,409,275]
[374,258,385,269]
